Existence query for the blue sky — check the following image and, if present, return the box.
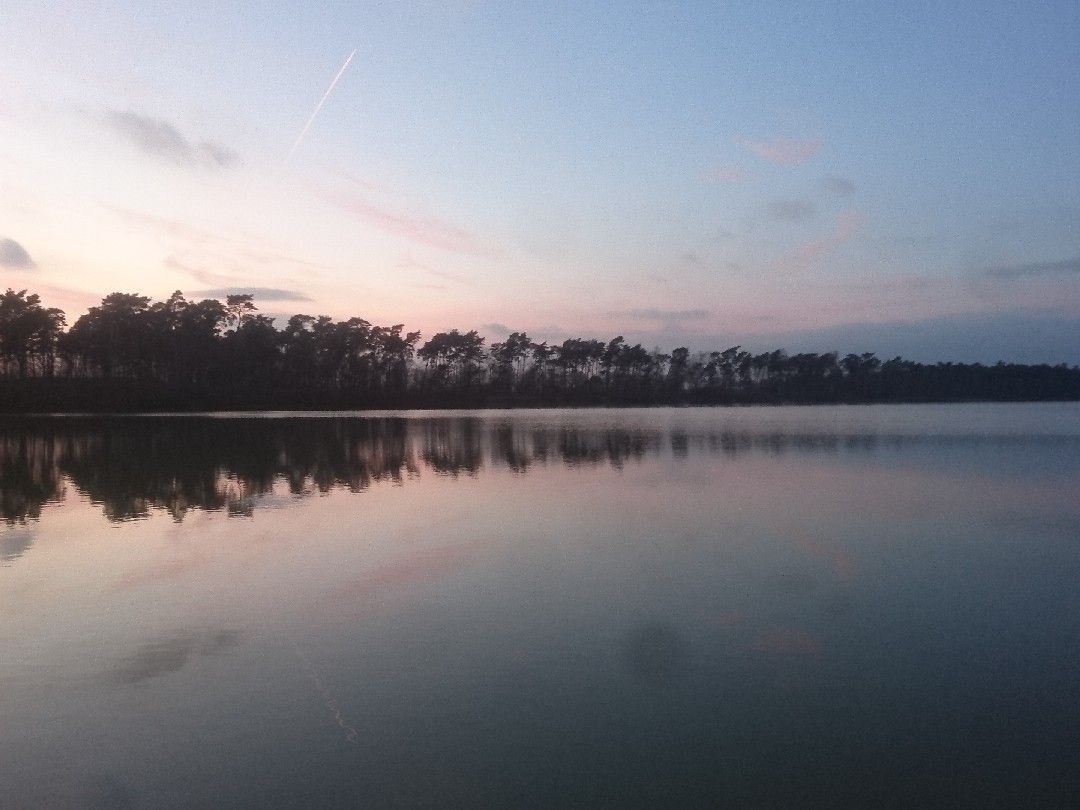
[2,1,1079,361]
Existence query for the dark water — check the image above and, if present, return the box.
[2,404,1080,808]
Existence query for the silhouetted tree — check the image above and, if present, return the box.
[225,294,257,328]
[0,289,65,378]
[419,330,486,389]
[490,332,534,393]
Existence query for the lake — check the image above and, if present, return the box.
[2,404,1080,807]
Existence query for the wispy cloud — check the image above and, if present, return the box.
[198,140,242,168]
[396,254,429,271]
[0,237,34,268]
[821,175,856,196]
[791,209,864,265]
[163,255,239,287]
[794,239,830,264]
[322,167,388,195]
[109,207,226,246]
[193,287,313,302]
[111,208,327,277]
[102,110,241,169]
[834,209,862,242]
[621,308,712,330]
[326,193,489,256]
[396,254,473,285]
[426,267,473,285]
[768,199,817,222]
[740,136,823,166]
[703,165,748,184]
[986,257,1080,279]
[483,322,567,342]
[625,308,710,320]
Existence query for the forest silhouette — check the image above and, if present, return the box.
[1,287,1078,411]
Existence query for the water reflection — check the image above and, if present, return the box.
[2,406,1080,807]
[106,629,244,686]
[750,627,822,656]
[1,527,34,564]
[78,773,137,810]
[3,413,1076,527]
[1,431,66,523]
[625,622,686,682]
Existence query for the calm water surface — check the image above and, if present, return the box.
[2,404,1080,807]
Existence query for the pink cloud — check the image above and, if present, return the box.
[325,193,490,256]
[791,208,864,266]
[834,209,863,242]
[397,253,474,286]
[794,237,831,264]
[332,539,488,601]
[112,554,207,591]
[107,206,226,247]
[163,255,240,287]
[396,253,430,271]
[741,136,823,166]
[109,206,329,273]
[793,534,858,583]
[320,165,387,194]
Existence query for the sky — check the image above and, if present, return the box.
[2,0,1079,363]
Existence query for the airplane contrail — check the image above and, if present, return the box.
[288,48,357,159]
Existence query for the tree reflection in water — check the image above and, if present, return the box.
[0,415,1048,527]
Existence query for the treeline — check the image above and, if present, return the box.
[2,287,1078,410]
